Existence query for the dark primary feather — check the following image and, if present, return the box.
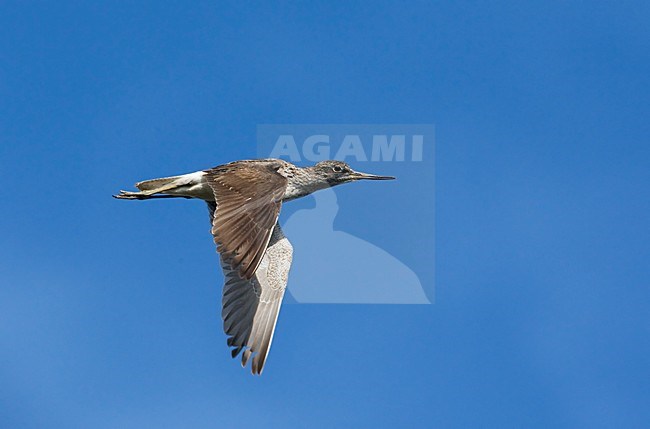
[218,223,293,374]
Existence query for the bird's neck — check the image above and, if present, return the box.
[282,167,330,201]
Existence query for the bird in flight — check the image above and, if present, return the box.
[114,159,394,374]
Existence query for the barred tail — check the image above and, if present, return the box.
[135,175,183,192]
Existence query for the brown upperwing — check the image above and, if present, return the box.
[204,160,288,279]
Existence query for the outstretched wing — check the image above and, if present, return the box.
[204,160,288,280]
[218,222,293,375]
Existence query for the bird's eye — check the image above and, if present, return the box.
[332,166,343,173]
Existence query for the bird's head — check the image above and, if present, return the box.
[311,160,395,187]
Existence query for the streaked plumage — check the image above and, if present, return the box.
[115,158,394,374]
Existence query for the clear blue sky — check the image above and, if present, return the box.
[1,1,649,428]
